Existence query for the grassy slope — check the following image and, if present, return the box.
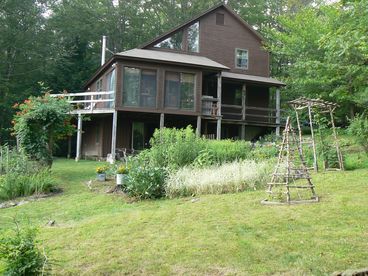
[0,159,367,275]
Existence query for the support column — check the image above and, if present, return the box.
[75,113,83,162]
[216,72,222,140]
[275,88,281,136]
[160,113,165,129]
[241,83,246,140]
[196,116,201,137]
[110,111,118,164]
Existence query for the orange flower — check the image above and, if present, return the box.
[13,103,19,108]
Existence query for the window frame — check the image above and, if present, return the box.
[164,70,197,111]
[122,66,159,108]
[235,48,249,70]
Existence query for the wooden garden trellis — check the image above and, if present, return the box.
[261,117,319,205]
[288,97,344,172]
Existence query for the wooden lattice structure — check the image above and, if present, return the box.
[288,97,344,172]
[261,117,319,205]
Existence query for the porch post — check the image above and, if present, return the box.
[275,88,281,136]
[216,72,222,140]
[160,113,165,129]
[110,110,118,164]
[75,113,83,162]
[196,115,201,137]
[241,83,246,140]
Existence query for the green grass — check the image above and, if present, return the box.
[1,159,367,275]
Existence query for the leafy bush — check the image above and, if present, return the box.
[347,114,368,153]
[250,143,279,161]
[125,154,167,199]
[344,152,368,170]
[0,169,55,202]
[0,223,48,275]
[0,145,40,175]
[13,94,74,167]
[165,160,273,198]
[206,140,253,164]
[149,126,205,170]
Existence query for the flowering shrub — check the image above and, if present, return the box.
[12,94,74,167]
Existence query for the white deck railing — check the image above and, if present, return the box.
[51,91,115,113]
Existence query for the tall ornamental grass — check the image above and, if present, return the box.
[0,169,55,202]
[165,160,273,198]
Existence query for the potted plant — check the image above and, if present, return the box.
[116,165,128,186]
[96,165,108,181]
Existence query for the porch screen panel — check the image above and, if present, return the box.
[140,69,157,107]
[165,72,180,109]
[165,72,195,110]
[180,73,195,110]
[123,67,140,107]
[106,69,115,108]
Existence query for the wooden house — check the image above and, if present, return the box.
[57,3,285,160]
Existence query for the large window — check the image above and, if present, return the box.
[235,49,249,70]
[154,22,199,52]
[188,22,199,52]
[123,67,157,107]
[165,72,195,110]
[154,31,184,50]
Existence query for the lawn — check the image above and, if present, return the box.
[0,159,367,275]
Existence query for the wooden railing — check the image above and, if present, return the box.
[202,97,280,125]
[50,91,115,113]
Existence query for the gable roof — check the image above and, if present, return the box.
[116,48,229,70]
[139,3,263,49]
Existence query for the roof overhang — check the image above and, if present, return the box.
[83,49,229,89]
[222,72,285,87]
[115,49,229,71]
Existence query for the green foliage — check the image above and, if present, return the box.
[13,94,74,167]
[0,222,48,276]
[0,169,55,202]
[206,140,253,164]
[344,152,368,171]
[266,1,368,121]
[149,126,205,170]
[347,114,368,153]
[0,145,40,175]
[125,154,167,199]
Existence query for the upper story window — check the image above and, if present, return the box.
[188,22,199,53]
[154,22,200,53]
[123,67,157,108]
[165,71,195,110]
[154,31,184,50]
[216,13,225,25]
[235,49,248,70]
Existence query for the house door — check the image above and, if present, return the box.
[132,122,144,150]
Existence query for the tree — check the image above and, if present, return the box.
[265,1,368,122]
[13,92,74,167]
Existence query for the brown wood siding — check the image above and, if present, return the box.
[199,7,269,76]
[146,7,269,77]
